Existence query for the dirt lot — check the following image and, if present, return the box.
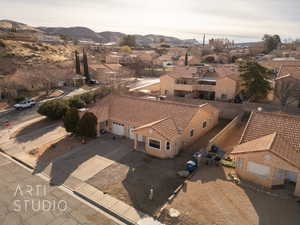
[159,165,300,225]
[29,135,80,163]
[87,120,230,216]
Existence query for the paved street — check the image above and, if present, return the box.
[0,153,122,225]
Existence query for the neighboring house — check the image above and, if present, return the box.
[89,95,219,158]
[90,63,123,81]
[153,55,174,67]
[160,65,240,101]
[231,111,300,196]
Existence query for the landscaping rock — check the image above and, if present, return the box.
[168,208,180,218]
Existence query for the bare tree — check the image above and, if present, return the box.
[275,79,300,108]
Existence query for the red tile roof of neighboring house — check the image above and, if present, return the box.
[89,94,219,138]
[232,111,300,169]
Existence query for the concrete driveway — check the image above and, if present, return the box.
[37,135,133,186]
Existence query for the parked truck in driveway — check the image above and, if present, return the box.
[13,99,36,110]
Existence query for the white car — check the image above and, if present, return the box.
[14,99,36,110]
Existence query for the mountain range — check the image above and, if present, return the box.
[0,20,199,46]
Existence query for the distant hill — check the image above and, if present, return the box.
[0,19,200,46]
[38,26,105,43]
[0,20,40,32]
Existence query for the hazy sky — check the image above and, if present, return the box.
[1,0,300,42]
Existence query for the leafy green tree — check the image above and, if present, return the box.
[239,61,272,101]
[68,96,86,109]
[63,108,80,133]
[263,34,281,53]
[38,100,69,120]
[76,112,97,138]
[120,35,136,47]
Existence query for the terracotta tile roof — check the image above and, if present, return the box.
[90,95,218,133]
[234,111,300,169]
[134,117,180,141]
[277,65,300,81]
[232,133,276,154]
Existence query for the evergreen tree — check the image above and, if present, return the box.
[63,108,80,133]
[184,52,189,66]
[239,61,272,101]
[75,50,81,74]
[77,112,97,138]
[82,49,90,81]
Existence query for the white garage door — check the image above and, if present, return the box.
[247,161,270,177]
[112,122,125,136]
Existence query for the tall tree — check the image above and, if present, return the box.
[184,52,189,66]
[120,35,136,47]
[63,108,80,133]
[263,34,281,53]
[239,61,272,101]
[77,112,97,138]
[82,49,90,81]
[75,50,81,74]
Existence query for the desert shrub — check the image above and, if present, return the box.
[63,108,80,133]
[76,112,97,138]
[202,56,215,63]
[38,99,69,120]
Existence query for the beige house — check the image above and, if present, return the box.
[160,65,240,101]
[231,111,300,196]
[90,95,219,158]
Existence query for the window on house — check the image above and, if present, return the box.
[166,141,171,151]
[190,129,194,137]
[203,121,207,128]
[149,139,161,150]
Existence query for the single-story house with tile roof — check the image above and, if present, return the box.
[89,94,219,158]
[231,111,300,196]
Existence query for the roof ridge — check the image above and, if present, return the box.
[115,94,204,109]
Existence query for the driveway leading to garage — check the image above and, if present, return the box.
[36,135,133,186]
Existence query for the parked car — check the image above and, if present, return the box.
[14,99,36,110]
[87,79,100,85]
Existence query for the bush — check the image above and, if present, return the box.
[76,112,97,138]
[80,92,95,104]
[63,108,80,133]
[38,100,69,120]
[68,96,86,109]
[14,96,26,103]
[202,56,215,63]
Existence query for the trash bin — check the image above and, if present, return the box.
[186,160,197,172]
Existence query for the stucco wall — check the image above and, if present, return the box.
[215,77,237,100]
[232,151,300,189]
[160,75,175,96]
[182,107,219,147]
[208,114,242,149]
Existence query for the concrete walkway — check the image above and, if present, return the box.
[74,183,148,224]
